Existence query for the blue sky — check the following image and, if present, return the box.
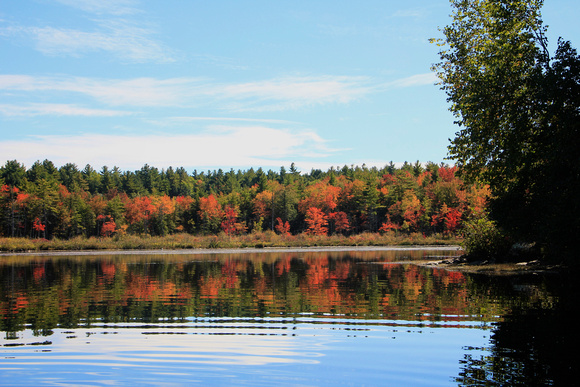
[1,0,578,173]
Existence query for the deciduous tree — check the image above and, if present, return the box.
[275,217,291,236]
[432,0,580,258]
[305,207,328,236]
[198,194,223,234]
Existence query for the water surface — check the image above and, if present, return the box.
[0,247,575,385]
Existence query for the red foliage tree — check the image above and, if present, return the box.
[431,204,462,234]
[99,215,117,237]
[444,207,462,233]
[32,217,46,233]
[329,211,350,234]
[221,205,246,236]
[438,166,457,182]
[379,215,400,233]
[275,217,291,236]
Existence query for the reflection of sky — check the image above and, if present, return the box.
[1,320,492,386]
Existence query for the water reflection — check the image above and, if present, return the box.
[1,248,479,329]
[0,248,575,385]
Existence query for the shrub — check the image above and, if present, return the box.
[462,217,510,260]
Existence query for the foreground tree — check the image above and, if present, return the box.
[432,0,580,259]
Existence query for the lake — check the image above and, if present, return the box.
[0,247,576,386]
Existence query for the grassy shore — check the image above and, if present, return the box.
[0,231,461,253]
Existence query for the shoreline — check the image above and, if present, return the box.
[0,233,462,254]
[0,244,463,257]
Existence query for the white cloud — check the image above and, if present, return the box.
[66,77,196,106]
[0,74,372,111]
[0,75,199,106]
[0,73,434,120]
[0,103,133,117]
[0,126,338,170]
[219,76,371,112]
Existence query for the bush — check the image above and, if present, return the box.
[462,217,510,260]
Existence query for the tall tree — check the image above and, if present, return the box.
[432,0,580,258]
[432,0,548,187]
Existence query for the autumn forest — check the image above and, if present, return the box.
[0,160,489,243]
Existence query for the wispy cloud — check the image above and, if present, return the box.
[0,126,338,170]
[0,74,373,111]
[4,20,173,63]
[218,76,371,112]
[0,75,198,106]
[0,103,133,117]
[54,0,139,15]
[0,0,173,63]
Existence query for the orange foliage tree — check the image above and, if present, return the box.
[124,196,157,234]
[198,194,223,234]
[252,190,273,231]
[305,207,328,236]
[298,179,340,214]
[390,190,424,232]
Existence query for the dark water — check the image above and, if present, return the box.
[0,247,577,386]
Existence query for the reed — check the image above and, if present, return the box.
[0,232,461,253]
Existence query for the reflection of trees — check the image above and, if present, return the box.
[0,253,529,336]
[455,274,576,386]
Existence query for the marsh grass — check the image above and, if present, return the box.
[0,232,460,253]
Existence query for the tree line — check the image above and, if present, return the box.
[0,159,489,240]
